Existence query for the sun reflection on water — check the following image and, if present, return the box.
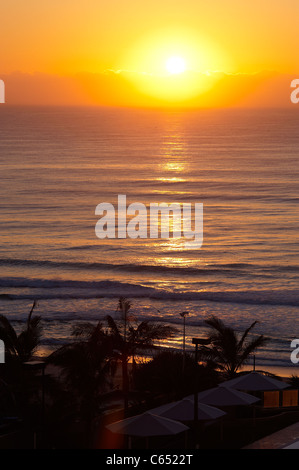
[158,132,189,176]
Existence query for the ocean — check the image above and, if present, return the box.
[0,106,298,375]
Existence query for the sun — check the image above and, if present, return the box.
[165,56,186,75]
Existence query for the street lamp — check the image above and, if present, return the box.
[192,338,211,431]
[179,311,189,354]
[179,311,189,374]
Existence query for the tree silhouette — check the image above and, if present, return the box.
[46,321,115,446]
[199,316,267,379]
[0,302,43,426]
[0,301,42,363]
[105,297,176,414]
[134,351,219,402]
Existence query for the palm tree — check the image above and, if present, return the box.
[46,321,116,447]
[0,301,42,363]
[134,351,219,402]
[0,301,43,425]
[105,297,177,414]
[199,316,267,379]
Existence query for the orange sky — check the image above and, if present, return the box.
[1,0,298,107]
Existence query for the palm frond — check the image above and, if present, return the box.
[26,301,37,328]
[72,322,97,338]
[237,334,268,369]
[200,315,268,378]
[237,321,259,352]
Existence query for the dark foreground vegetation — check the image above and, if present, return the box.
[0,298,298,449]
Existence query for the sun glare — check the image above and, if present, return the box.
[121,29,230,104]
[166,56,186,75]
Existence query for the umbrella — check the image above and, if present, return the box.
[106,412,189,437]
[187,386,260,407]
[155,398,226,421]
[220,371,288,391]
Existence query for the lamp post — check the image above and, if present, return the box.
[192,338,200,427]
[179,312,189,374]
[192,337,211,446]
